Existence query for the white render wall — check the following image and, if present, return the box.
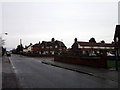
[23,45,33,52]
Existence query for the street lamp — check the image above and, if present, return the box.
[0,32,8,46]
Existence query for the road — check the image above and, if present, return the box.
[9,54,118,88]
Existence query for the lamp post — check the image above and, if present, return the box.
[19,39,23,54]
[0,32,8,46]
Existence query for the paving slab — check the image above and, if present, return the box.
[2,55,20,88]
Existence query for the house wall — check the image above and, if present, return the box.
[72,42,115,56]
[23,49,28,52]
[32,47,40,52]
[23,39,67,57]
[32,45,66,55]
[71,42,78,51]
[27,46,32,52]
[23,45,33,53]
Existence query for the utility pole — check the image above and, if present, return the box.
[20,39,23,53]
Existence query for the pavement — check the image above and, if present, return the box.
[2,55,20,88]
[41,59,119,83]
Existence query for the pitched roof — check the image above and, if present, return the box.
[55,40,66,48]
[24,44,33,49]
[32,43,41,47]
[40,40,66,48]
[77,42,114,47]
[41,41,53,46]
[25,38,67,49]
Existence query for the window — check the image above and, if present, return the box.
[51,51,54,55]
[106,47,110,49]
[82,50,86,54]
[39,52,41,54]
[45,51,49,54]
[46,47,49,49]
[97,51,100,54]
[43,51,46,55]
[93,47,99,49]
[116,37,119,42]
[99,47,105,49]
[111,47,114,49]
[84,46,90,49]
[50,46,52,48]
[55,46,58,48]
[78,44,81,48]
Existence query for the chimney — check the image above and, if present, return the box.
[51,38,55,42]
[74,38,77,43]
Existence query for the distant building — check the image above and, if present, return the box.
[27,38,67,56]
[71,38,115,56]
[32,42,41,54]
[54,38,115,68]
[23,43,33,53]
[40,38,66,55]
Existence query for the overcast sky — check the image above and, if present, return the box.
[0,0,119,50]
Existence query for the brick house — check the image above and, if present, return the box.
[32,42,41,54]
[31,38,67,56]
[71,38,115,56]
[54,38,114,68]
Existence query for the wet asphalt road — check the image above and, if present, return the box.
[9,54,118,88]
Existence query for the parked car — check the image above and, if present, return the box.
[6,51,11,56]
[107,52,115,56]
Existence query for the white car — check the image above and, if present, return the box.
[6,51,11,56]
[107,52,115,56]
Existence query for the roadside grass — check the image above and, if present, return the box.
[107,60,120,67]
